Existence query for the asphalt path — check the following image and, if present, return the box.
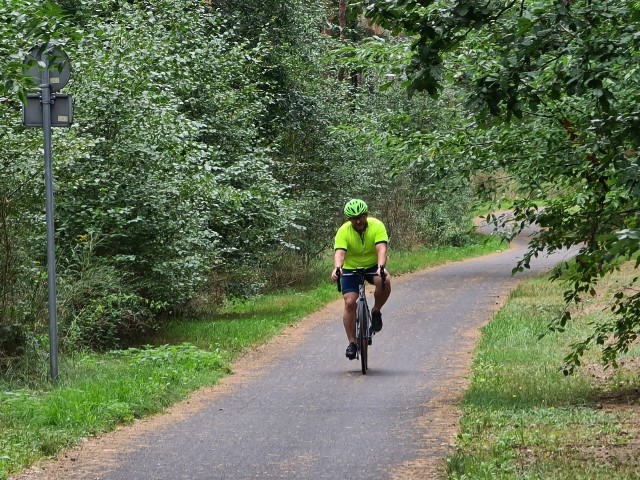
[14,226,579,480]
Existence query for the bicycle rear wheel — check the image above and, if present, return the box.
[356,300,368,374]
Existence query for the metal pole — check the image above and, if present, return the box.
[41,57,59,383]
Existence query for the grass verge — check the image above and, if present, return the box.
[447,267,640,479]
[0,234,504,479]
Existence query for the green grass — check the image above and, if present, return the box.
[0,345,230,479]
[447,275,640,480]
[0,234,504,479]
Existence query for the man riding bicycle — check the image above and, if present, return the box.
[331,199,392,360]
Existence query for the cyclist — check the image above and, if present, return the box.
[331,199,391,360]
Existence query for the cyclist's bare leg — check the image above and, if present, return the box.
[342,292,358,343]
[372,273,391,313]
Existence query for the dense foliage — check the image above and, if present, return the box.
[1,0,472,367]
[365,0,640,370]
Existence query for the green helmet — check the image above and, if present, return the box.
[343,199,368,218]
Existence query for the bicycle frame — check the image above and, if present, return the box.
[338,267,373,374]
[355,279,371,374]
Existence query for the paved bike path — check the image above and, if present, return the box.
[15,232,578,480]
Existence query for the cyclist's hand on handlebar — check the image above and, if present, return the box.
[331,267,342,282]
[377,264,387,278]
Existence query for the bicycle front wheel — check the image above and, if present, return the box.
[356,300,368,374]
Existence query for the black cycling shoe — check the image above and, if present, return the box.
[371,310,383,332]
[345,342,357,360]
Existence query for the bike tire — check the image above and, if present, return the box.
[356,300,368,374]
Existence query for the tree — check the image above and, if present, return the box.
[1,0,492,361]
[0,0,79,363]
[365,0,640,371]
[1,0,293,352]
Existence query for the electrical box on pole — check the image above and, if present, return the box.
[21,43,73,383]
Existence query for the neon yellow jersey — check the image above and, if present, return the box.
[334,216,388,269]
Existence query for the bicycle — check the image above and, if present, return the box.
[337,266,386,375]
